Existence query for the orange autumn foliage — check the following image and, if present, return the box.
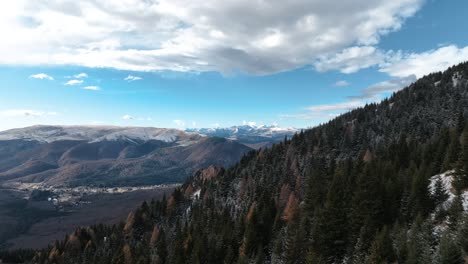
[282,192,299,222]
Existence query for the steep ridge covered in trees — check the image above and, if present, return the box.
[17,62,468,263]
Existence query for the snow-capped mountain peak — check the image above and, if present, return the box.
[0,125,202,145]
[185,125,298,148]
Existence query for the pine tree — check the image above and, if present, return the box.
[409,167,434,218]
[448,195,464,230]
[171,220,186,264]
[443,130,461,170]
[314,166,351,262]
[156,228,168,264]
[282,215,307,264]
[454,125,468,192]
[303,158,327,219]
[366,226,396,264]
[406,217,433,264]
[457,215,468,255]
[433,176,449,208]
[439,233,463,264]
[457,112,465,133]
[392,223,408,263]
[349,162,384,248]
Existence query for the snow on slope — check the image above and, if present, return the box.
[429,170,468,210]
[0,125,202,145]
[186,124,298,141]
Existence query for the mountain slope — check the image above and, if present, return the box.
[0,126,252,187]
[186,125,297,149]
[0,126,199,144]
[19,62,468,263]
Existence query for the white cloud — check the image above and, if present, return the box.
[306,100,366,113]
[124,75,142,82]
[284,75,416,120]
[349,75,416,100]
[381,45,468,78]
[122,114,134,120]
[65,79,84,86]
[313,44,468,80]
[281,98,367,121]
[83,86,100,91]
[29,73,54,80]
[315,46,387,74]
[0,109,57,118]
[0,0,423,75]
[74,73,88,78]
[335,80,350,87]
[173,120,185,127]
[281,112,340,120]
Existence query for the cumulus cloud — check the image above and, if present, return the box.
[284,75,416,120]
[124,75,142,82]
[29,73,54,80]
[281,98,369,121]
[348,75,417,100]
[306,100,366,113]
[335,80,350,87]
[0,0,423,75]
[173,120,185,127]
[380,45,468,78]
[83,86,100,91]
[315,46,387,74]
[0,109,57,118]
[316,44,468,80]
[65,79,84,86]
[122,114,134,120]
[74,73,88,78]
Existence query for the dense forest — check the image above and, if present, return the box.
[6,62,468,263]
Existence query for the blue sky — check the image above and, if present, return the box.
[0,0,467,131]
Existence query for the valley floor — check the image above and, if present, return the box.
[0,185,174,249]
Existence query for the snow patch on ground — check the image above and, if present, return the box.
[192,189,201,200]
[452,72,462,87]
[429,170,468,210]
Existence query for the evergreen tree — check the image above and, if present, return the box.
[349,162,384,249]
[454,125,468,191]
[314,167,351,262]
[406,217,433,264]
[156,228,168,264]
[392,223,408,263]
[409,167,434,218]
[366,226,396,264]
[448,195,464,230]
[457,215,468,255]
[439,233,463,264]
[433,176,449,208]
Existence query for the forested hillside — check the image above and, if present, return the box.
[15,62,468,263]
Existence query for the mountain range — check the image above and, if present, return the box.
[0,125,296,188]
[0,126,247,188]
[186,125,298,149]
